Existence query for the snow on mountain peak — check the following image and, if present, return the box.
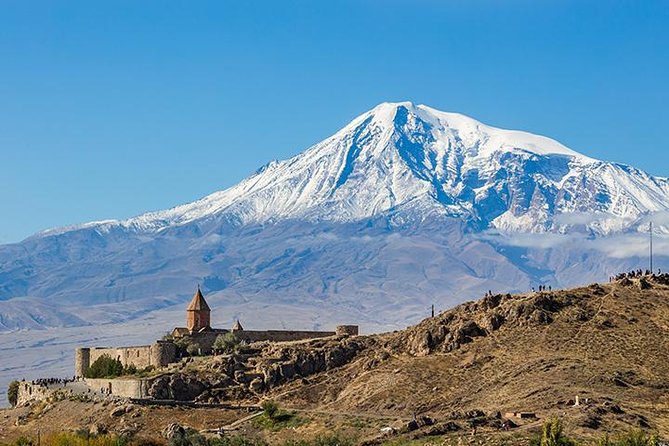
[35,103,669,239]
[348,101,595,162]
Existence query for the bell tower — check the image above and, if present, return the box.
[186,286,211,333]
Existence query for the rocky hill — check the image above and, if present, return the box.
[231,274,669,437]
[3,275,669,444]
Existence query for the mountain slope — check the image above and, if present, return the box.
[271,276,669,438]
[1,101,668,335]
[36,102,669,238]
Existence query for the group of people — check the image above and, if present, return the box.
[25,376,78,388]
[95,386,112,395]
[611,268,661,282]
[483,284,553,299]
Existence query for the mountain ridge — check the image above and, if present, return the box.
[2,101,668,333]
[30,102,669,241]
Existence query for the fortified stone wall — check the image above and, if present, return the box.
[190,332,222,353]
[235,330,337,343]
[76,341,177,376]
[75,348,90,377]
[75,324,357,376]
[16,382,54,406]
[152,340,178,368]
[89,346,152,368]
[85,378,151,399]
[188,328,358,353]
[335,325,359,336]
[17,378,153,404]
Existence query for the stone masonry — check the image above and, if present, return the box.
[75,287,358,378]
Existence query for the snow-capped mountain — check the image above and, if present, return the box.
[2,101,668,332]
[3,101,668,403]
[39,102,669,240]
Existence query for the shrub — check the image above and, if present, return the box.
[39,432,131,446]
[7,381,19,407]
[174,336,191,349]
[213,333,241,354]
[529,419,575,446]
[254,401,307,432]
[280,435,353,446]
[168,427,207,446]
[135,365,155,378]
[261,400,279,420]
[186,343,201,356]
[596,430,659,446]
[311,435,354,446]
[14,437,32,446]
[84,354,124,378]
[207,437,267,446]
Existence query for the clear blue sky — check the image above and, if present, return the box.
[1,0,667,243]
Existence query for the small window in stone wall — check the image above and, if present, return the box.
[137,351,140,357]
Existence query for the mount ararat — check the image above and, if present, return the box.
[2,101,669,404]
[2,102,668,333]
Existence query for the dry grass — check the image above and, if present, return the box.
[3,279,669,444]
[271,280,669,439]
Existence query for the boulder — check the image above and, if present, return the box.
[279,362,296,379]
[110,406,126,417]
[89,424,107,436]
[163,423,186,439]
[380,426,397,436]
[249,377,264,393]
[638,277,652,290]
[483,293,502,309]
[485,313,505,331]
[148,374,207,401]
[420,421,461,436]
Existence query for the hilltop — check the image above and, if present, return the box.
[2,274,669,444]
[267,274,669,437]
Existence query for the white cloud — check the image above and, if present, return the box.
[479,228,666,259]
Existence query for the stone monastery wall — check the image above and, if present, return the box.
[235,330,337,343]
[89,346,152,369]
[189,329,342,353]
[16,382,53,406]
[17,378,152,405]
[75,341,177,377]
[73,287,359,378]
[85,377,151,399]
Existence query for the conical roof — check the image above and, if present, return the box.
[232,319,244,331]
[187,286,211,311]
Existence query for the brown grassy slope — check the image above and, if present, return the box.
[0,399,247,442]
[270,278,669,436]
[3,278,669,443]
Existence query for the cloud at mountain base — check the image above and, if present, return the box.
[480,228,665,259]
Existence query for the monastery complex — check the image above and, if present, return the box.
[75,287,359,377]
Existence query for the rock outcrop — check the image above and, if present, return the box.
[149,374,207,401]
[150,336,368,403]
